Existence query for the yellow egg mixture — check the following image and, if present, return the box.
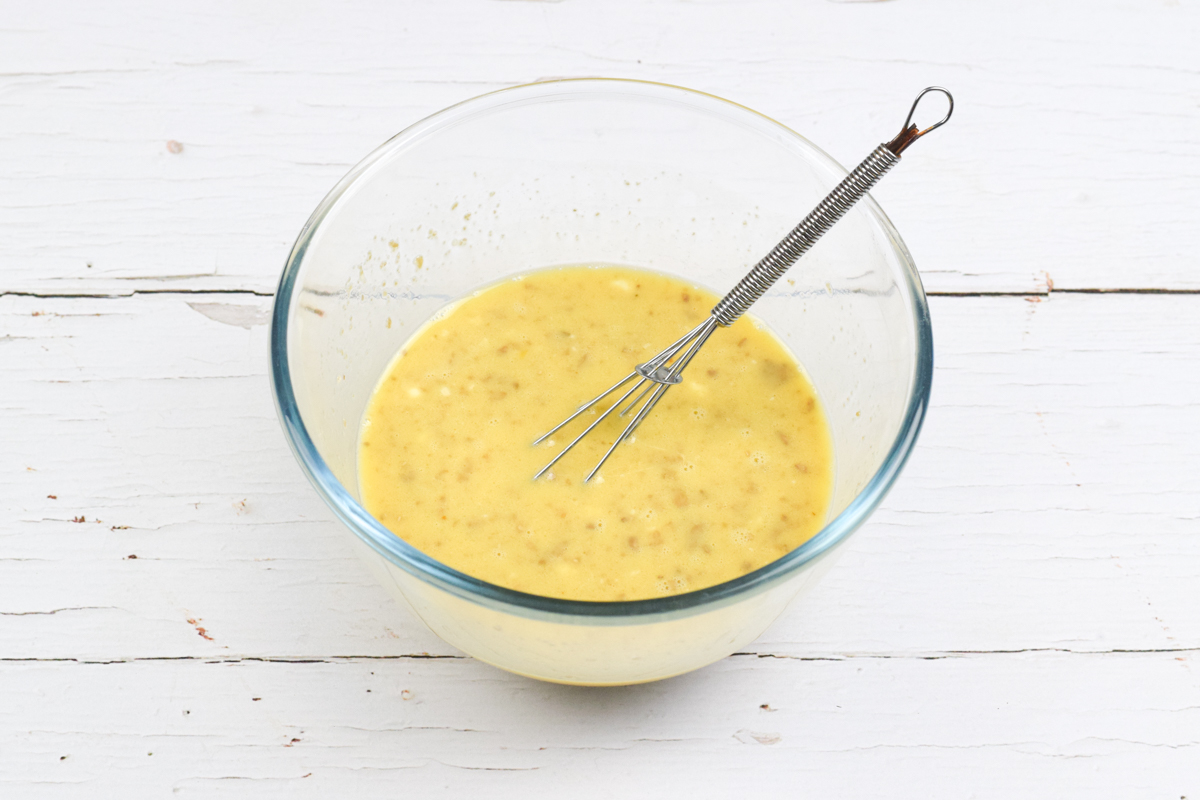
[358,266,833,601]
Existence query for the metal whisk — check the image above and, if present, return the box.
[533,87,953,482]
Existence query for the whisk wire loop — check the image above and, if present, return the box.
[585,316,719,481]
[532,317,717,481]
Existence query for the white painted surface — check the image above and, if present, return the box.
[2,2,1198,797]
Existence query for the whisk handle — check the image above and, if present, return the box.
[711,87,953,327]
[710,144,897,326]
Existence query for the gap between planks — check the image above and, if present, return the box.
[6,288,1200,301]
[4,647,1199,666]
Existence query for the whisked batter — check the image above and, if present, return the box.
[358,265,833,601]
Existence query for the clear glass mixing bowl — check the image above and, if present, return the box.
[271,79,932,685]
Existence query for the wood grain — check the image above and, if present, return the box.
[2,0,1198,296]
[3,293,1197,661]
[2,655,1196,797]
[3,2,1199,796]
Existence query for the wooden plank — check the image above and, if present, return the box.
[2,291,1197,662]
[5,3,1199,794]
[0,655,1196,796]
[1,1,1198,295]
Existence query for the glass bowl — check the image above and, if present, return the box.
[270,79,932,685]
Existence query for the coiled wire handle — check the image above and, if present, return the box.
[711,86,953,327]
[712,144,898,325]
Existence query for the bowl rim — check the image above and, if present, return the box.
[270,77,933,624]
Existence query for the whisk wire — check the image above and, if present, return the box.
[530,372,633,447]
[532,317,717,480]
[618,380,658,418]
[531,375,644,480]
[583,317,718,482]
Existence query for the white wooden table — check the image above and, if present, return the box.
[3,2,1198,796]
